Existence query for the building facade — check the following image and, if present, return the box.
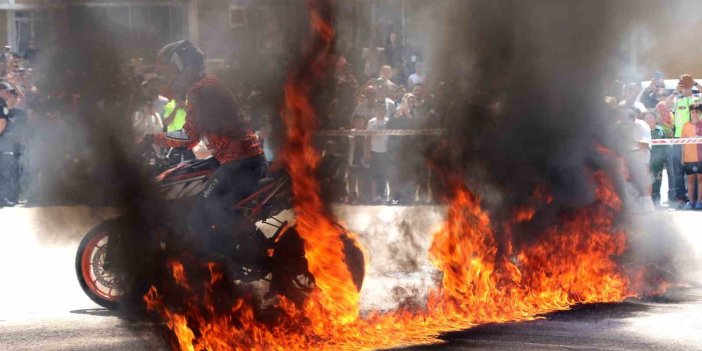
[0,0,187,57]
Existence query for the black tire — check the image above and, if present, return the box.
[75,218,126,310]
[270,225,365,307]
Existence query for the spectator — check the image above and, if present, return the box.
[625,108,654,211]
[347,114,370,203]
[352,86,378,123]
[22,39,39,67]
[412,83,432,121]
[604,96,619,109]
[334,62,359,128]
[354,83,397,123]
[141,78,168,116]
[365,100,390,203]
[392,66,406,86]
[132,101,163,144]
[644,110,671,207]
[665,74,700,208]
[388,93,417,204]
[358,65,399,102]
[361,47,381,83]
[384,32,404,69]
[1,46,12,66]
[403,48,422,80]
[379,65,399,98]
[393,85,407,104]
[0,85,20,206]
[655,101,674,138]
[0,55,7,77]
[5,86,31,203]
[319,140,347,203]
[641,71,668,109]
[618,83,646,112]
[411,83,433,201]
[681,103,702,209]
[393,93,417,122]
[407,61,426,88]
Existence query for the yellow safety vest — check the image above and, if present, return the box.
[674,94,700,138]
[163,100,187,132]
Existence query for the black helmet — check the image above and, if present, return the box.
[157,40,205,73]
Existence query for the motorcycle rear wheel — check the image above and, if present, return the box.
[270,225,365,307]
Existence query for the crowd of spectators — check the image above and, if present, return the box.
[0,43,39,206]
[315,34,440,205]
[607,72,702,211]
[4,33,701,211]
[4,33,700,211]
[0,31,441,206]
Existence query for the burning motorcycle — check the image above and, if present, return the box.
[74,151,365,312]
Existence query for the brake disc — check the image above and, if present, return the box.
[92,245,117,288]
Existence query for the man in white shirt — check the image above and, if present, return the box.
[364,100,390,203]
[407,61,426,88]
[626,108,655,211]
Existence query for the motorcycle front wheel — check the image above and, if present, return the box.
[75,219,126,310]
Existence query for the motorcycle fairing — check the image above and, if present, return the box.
[156,156,219,182]
[164,129,190,141]
[160,174,210,200]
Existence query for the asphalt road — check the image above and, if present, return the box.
[1,206,700,351]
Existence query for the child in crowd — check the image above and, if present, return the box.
[644,111,669,207]
[655,101,675,138]
[681,104,702,209]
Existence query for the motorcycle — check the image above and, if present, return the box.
[75,149,365,311]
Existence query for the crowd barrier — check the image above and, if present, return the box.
[311,129,702,145]
[314,129,447,136]
[651,137,702,145]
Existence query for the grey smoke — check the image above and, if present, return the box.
[417,0,695,290]
[17,0,697,330]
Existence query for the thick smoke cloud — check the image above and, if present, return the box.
[20,0,698,329]
[419,0,695,288]
[22,0,311,325]
[428,0,620,210]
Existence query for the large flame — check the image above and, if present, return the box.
[143,168,632,350]
[278,0,360,325]
[141,0,641,350]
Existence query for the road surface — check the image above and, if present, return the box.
[1,206,700,350]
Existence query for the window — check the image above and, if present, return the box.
[11,10,49,53]
[65,4,184,59]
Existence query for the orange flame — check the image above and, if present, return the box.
[170,260,190,289]
[140,1,645,349]
[278,0,360,324]
[143,168,635,351]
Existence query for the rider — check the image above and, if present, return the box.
[144,40,268,265]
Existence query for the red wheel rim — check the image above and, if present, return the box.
[81,231,124,302]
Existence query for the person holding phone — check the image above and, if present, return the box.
[642,71,668,108]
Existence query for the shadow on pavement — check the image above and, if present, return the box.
[393,300,656,350]
[70,308,118,317]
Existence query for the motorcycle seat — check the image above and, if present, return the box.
[157,157,220,182]
[257,177,275,189]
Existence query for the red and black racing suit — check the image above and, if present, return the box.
[153,74,267,263]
